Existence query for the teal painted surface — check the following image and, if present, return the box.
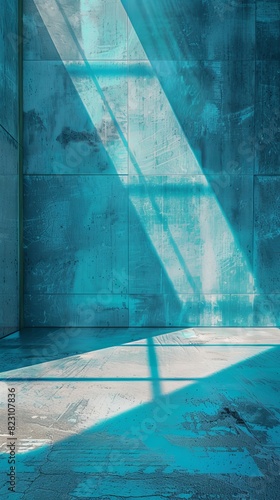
[254,177,280,294]
[257,1,280,60]
[23,61,128,175]
[0,1,19,139]
[124,0,256,61]
[255,61,280,174]
[0,2,19,337]
[0,327,280,497]
[22,0,280,326]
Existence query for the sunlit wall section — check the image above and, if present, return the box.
[22,0,280,327]
[23,0,130,327]
[122,0,280,327]
[0,1,19,338]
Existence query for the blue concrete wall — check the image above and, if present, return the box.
[23,0,280,327]
[0,1,19,337]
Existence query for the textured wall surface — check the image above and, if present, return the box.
[0,1,19,338]
[23,0,280,327]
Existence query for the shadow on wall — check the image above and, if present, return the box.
[23,56,187,327]
[121,0,280,297]
[122,0,256,262]
[22,0,280,327]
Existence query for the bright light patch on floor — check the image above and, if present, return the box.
[0,329,274,454]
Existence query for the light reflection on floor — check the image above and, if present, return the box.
[0,327,280,498]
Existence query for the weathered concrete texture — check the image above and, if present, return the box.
[0,127,19,176]
[23,293,129,327]
[0,173,18,293]
[124,0,255,61]
[22,0,279,327]
[23,170,258,325]
[254,176,280,294]
[24,293,280,329]
[145,60,255,176]
[256,1,280,60]
[23,173,129,326]
[23,0,127,61]
[129,175,254,295]
[255,60,280,174]
[23,60,128,175]
[23,175,128,294]
[253,295,280,327]
[0,1,19,338]
[0,1,18,139]
[0,327,280,499]
[128,62,200,176]
[129,294,256,327]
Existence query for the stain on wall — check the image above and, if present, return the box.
[23,0,280,327]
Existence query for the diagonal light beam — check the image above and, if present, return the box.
[33,0,255,306]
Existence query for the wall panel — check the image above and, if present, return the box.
[22,0,280,327]
[0,2,19,338]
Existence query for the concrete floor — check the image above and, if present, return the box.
[0,327,280,499]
